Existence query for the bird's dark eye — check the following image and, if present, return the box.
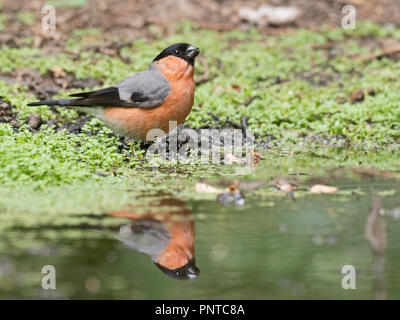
[175,50,180,55]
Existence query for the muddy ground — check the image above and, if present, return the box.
[2,0,400,45]
[1,0,400,154]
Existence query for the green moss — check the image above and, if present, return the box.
[0,21,400,214]
[0,120,145,187]
[0,13,6,30]
[46,0,88,9]
[16,12,35,26]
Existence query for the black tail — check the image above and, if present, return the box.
[27,99,75,107]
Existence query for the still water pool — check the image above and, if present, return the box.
[1,179,400,299]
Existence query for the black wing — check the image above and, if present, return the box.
[69,66,171,108]
[28,65,171,108]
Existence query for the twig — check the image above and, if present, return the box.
[209,113,242,129]
[240,115,249,132]
[355,45,400,62]
[242,95,261,107]
[208,112,255,136]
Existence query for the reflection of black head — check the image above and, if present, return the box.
[154,258,200,280]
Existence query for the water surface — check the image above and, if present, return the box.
[1,179,400,299]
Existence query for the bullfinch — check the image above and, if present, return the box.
[28,43,200,140]
[110,198,199,280]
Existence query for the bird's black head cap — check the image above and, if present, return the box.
[153,43,200,66]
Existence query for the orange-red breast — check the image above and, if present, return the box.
[28,43,200,140]
[110,198,199,280]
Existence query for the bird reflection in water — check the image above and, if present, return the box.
[109,198,199,280]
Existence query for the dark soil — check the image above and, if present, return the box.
[2,0,400,50]
[1,0,399,155]
[0,68,100,100]
[0,98,19,129]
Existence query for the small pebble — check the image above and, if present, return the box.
[28,113,43,130]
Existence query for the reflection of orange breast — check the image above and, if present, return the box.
[110,198,195,270]
[103,57,195,140]
[156,213,195,270]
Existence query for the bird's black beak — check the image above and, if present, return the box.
[185,263,200,279]
[154,258,200,280]
[186,45,200,59]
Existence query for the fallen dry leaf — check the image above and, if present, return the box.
[269,179,298,200]
[270,179,298,192]
[279,183,296,193]
[50,66,67,78]
[310,184,338,194]
[349,89,364,104]
[231,84,242,92]
[249,149,261,166]
[224,153,243,165]
[195,182,224,194]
